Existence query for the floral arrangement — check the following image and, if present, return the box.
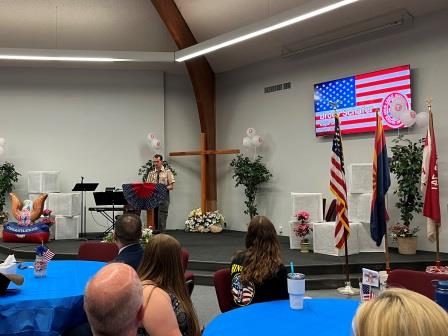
[40,209,55,226]
[389,223,420,241]
[102,227,153,244]
[185,208,225,233]
[293,210,312,243]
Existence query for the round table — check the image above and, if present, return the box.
[0,260,105,336]
[203,298,360,336]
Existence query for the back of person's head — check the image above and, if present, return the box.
[354,287,448,336]
[241,215,283,284]
[114,213,142,246]
[138,234,200,336]
[84,263,143,336]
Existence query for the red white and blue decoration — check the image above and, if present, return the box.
[122,183,167,210]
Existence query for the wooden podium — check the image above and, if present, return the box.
[146,209,156,230]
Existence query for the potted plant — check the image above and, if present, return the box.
[389,223,420,255]
[292,210,312,253]
[0,162,21,225]
[389,135,424,254]
[230,154,272,219]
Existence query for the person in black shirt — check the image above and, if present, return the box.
[230,215,288,307]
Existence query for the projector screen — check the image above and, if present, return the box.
[314,64,412,136]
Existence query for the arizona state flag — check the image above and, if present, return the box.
[421,111,441,242]
[370,112,391,246]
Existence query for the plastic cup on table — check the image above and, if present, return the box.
[287,273,305,310]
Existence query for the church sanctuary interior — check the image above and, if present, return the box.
[1,1,448,335]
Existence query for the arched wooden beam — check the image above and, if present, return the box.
[151,0,217,210]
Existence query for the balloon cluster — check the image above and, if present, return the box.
[146,133,161,151]
[389,98,428,128]
[0,137,5,156]
[242,128,263,148]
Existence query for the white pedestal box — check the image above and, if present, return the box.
[29,193,49,210]
[28,171,60,193]
[291,193,323,223]
[358,222,385,252]
[48,193,81,216]
[312,221,361,256]
[54,215,80,240]
[349,164,373,194]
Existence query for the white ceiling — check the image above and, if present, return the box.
[0,0,446,73]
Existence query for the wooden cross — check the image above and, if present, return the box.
[170,133,240,212]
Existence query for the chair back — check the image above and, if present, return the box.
[325,199,337,222]
[77,242,119,262]
[213,268,233,313]
[387,269,448,300]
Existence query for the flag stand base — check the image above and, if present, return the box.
[337,282,360,296]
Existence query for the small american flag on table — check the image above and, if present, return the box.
[43,248,55,262]
[361,284,377,302]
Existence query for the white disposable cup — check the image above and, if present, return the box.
[287,273,305,310]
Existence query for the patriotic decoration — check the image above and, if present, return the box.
[361,283,377,302]
[315,65,412,136]
[370,113,391,246]
[231,274,255,306]
[362,268,379,287]
[421,111,441,242]
[329,113,350,249]
[122,183,168,210]
[43,248,55,262]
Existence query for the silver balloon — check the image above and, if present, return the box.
[415,112,429,128]
[246,128,256,138]
[242,137,252,147]
[251,135,263,147]
[151,138,161,150]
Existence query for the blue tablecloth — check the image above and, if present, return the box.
[203,298,360,336]
[0,260,105,336]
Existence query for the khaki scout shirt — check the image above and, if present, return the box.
[146,166,175,187]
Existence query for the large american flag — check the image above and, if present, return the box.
[315,65,412,136]
[330,114,350,249]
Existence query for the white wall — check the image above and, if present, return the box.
[216,12,448,252]
[0,67,164,233]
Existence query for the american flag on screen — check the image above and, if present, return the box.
[315,65,412,135]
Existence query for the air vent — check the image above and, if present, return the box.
[264,82,291,94]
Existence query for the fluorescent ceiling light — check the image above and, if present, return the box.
[0,49,175,63]
[0,55,129,62]
[175,0,361,62]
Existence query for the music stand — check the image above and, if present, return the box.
[73,182,99,237]
[93,191,127,234]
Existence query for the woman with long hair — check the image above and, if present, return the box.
[137,234,200,336]
[230,215,288,307]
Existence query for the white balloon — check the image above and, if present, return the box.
[0,147,4,156]
[246,128,256,138]
[151,138,161,149]
[0,138,5,147]
[251,135,263,147]
[147,133,156,141]
[242,137,252,147]
[399,110,416,127]
[415,112,429,128]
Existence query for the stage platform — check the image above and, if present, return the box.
[1,230,446,289]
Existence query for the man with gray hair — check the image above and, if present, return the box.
[84,263,143,336]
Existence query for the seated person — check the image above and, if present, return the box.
[137,234,201,336]
[84,263,144,336]
[353,287,448,336]
[230,215,288,307]
[113,213,144,271]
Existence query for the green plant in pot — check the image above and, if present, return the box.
[230,154,272,219]
[389,135,424,254]
[0,162,21,224]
